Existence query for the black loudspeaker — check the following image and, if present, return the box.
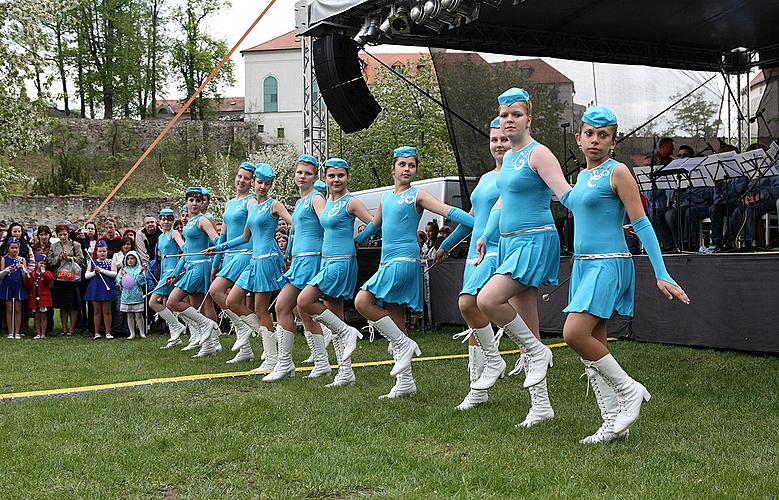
[313,34,381,133]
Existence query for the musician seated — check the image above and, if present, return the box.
[728,174,779,249]
[665,185,714,251]
[708,176,749,251]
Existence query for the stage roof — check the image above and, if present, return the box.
[296,0,779,72]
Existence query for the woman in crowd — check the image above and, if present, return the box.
[474,88,572,428]
[84,240,117,340]
[436,116,510,410]
[48,224,85,336]
[297,158,373,388]
[112,237,135,271]
[206,164,293,374]
[206,162,256,363]
[0,237,29,339]
[560,106,688,443]
[271,155,329,380]
[355,147,474,399]
[152,209,187,349]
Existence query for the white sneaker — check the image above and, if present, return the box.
[13,333,21,340]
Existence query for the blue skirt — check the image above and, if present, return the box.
[496,229,560,287]
[307,256,357,300]
[175,259,211,294]
[152,269,177,297]
[564,257,635,319]
[217,252,251,283]
[362,258,423,312]
[0,276,27,301]
[235,255,283,293]
[283,254,321,290]
[461,253,499,296]
[84,275,117,302]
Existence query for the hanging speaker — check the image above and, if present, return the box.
[313,34,381,133]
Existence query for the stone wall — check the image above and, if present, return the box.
[0,196,171,231]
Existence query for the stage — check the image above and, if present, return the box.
[427,253,779,354]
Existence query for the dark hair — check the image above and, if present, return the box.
[746,142,768,152]
[55,224,70,235]
[120,236,135,251]
[173,220,183,231]
[37,225,52,235]
[659,137,674,148]
[678,145,694,156]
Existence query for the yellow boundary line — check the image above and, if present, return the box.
[0,339,616,402]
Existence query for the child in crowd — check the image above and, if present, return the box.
[0,237,29,339]
[25,255,53,339]
[117,251,145,339]
[85,240,117,340]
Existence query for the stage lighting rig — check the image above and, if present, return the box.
[409,2,446,32]
[441,0,480,23]
[380,5,412,35]
[354,16,383,45]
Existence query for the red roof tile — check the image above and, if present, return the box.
[242,31,301,53]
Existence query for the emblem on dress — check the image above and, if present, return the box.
[587,168,610,188]
[328,199,348,217]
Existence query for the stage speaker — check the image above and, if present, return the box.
[313,34,381,133]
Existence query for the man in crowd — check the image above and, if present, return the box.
[93,217,123,259]
[135,215,161,269]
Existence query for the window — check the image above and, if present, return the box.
[277,127,285,138]
[391,64,404,75]
[257,124,264,133]
[263,76,278,113]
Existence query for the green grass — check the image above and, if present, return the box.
[0,330,777,498]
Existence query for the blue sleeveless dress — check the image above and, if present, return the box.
[495,141,560,287]
[175,214,212,294]
[462,170,500,295]
[0,256,27,300]
[235,198,283,293]
[307,193,358,299]
[361,187,424,311]
[216,195,253,282]
[283,190,325,289]
[564,159,635,318]
[155,229,181,297]
[84,259,117,301]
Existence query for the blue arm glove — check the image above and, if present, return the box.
[214,234,246,252]
[212,231,226,270]
[172,256,185,279]
[440,222,471,253]
[355,221,381,245]
[478,208,501,244]
[560,189,572,209]
[286,229,294,258]
[631,216,677,285]
[447,207,474,228]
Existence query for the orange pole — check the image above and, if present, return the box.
[85,0,279,224]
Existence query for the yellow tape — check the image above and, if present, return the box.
[0,339,616,402]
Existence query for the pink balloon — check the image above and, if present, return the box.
[121,274,136,290]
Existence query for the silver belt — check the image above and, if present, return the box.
[187,258,210,264]
[574,253,632,260]
[252,252,278,261]
[466,252,497,265]
[501,224,555,238]
[293,251,321,258]
[322,255,355,261]
[380,256,421,266]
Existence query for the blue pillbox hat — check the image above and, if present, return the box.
[582,106,618,127]
[393,146,417,158]
[254,163,276,182]
[298,154,320,168]
[324,157,349,170]
[498,87,530,106]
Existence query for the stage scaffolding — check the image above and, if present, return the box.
[301,35,329,162]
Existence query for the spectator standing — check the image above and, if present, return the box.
[1,222,35,273]
[420,220,439,260]
[0,237,29,339]
[135,215,161,270]
[117,251,145,339]
[93,218,122,259]
[84,240,117,340]
[110,236,135,335]
[48,224,84,336]
[25,255,53,339]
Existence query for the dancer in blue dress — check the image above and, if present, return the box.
[151,208,187,349]
[297,158,373,388]
[206,162,257,364]
[164,187,222,358]
[270,154,331,381]
[475,88,574,428]
[354,146,474,399]
[561,106,688,443]
[206,163,293,375]
[436,117,510,409]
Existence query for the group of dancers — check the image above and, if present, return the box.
[145,87,688,444]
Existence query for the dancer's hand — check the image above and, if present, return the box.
[202,247,215,256]
[657,280,689,304]
[474,239,486,266]
[434,249,448,263]
[165,275,177,285]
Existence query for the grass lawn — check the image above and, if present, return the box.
[0,329,776,498]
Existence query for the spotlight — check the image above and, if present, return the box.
[410,2,446,32]
[380,5,411,35]
[354,16,382,45]
[441,0,480,22]
[423,0,456,25]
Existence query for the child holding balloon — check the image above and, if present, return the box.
[85,240,117,340]
[116,250,145,339]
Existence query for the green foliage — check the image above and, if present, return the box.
[666,91,720,138]
[330,57,458,192]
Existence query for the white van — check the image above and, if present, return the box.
[350,176,480,232]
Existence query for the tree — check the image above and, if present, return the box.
[170,0,234,121]
[330,57,458,192]
[665,91,720,138]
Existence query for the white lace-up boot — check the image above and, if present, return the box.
[470,324,506,391]
[457,345,489,410]
[158,308,186,349]
[312,309,362,360]
[192,321,222,358]
[592,354,651,434]
[516,354,555,428]
[262,327,296,382]
[502,314,552,388]
[325,334,355,387]
[579,360,629,444]
[369,316,420,377]
[226,344,255,364]
[307,333,332,378]
[179,315,203,351]
[379,343,417,399]
[235,313,262,351]
[302,331,315,364]
[250,327,278,372]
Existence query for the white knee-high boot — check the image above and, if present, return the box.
[262,326,296,382]
[502,314,552,388]
[579,359,629,444]
[369,316,420,377]
[158,308,186,348]
[312,309,361,360]
[226,344,255,364]
[302,331,315,364]
[470,324,506,391]
[325,334,355,387]
[250,327,278,372]
[591,353,651,435]
[379,343,417,399]
[457,344,488,410]
[307,333,332,378]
